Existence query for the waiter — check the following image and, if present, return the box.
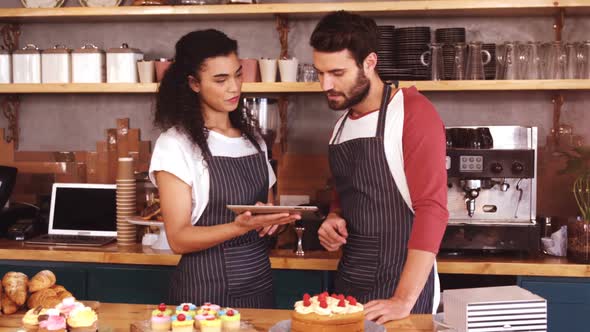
[311,11,449,323]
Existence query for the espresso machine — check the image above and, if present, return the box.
[441,126,540,255]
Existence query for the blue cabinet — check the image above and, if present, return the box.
[518,276,590,332]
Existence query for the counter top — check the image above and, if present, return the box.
[1,239,589,277]
[0,302,434,332]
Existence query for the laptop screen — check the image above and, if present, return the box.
[49,183,117,236]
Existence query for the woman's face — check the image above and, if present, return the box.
[190,52,242,114]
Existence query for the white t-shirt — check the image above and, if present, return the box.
[329,88,413,212]
[149,127,276,225]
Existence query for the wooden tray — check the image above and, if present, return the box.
[131,319,258,332]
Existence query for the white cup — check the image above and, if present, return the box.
[259,58,277,82]
[278,57,299,82]
[137,60,155,83]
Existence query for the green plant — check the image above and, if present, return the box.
[558,146,590,220]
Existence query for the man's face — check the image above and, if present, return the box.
[313,49,370,110]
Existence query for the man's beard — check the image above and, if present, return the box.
[326,70,371,111]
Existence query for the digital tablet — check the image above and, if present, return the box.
[227,205,321,219]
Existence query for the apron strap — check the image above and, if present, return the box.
[375,84,392,138]
[330,83,393,144]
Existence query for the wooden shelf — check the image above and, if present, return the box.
[0,1,589,22]
[1,80,590,94]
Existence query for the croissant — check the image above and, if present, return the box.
[28,270,56,293]
[1,292,18,315]
[2,272,28,306]
[50,285,67,293]
[57,290,73,301]
[27,288,58,309]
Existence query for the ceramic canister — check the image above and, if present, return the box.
[12,44,41,83]
[72,43,105,83]
[0,47,11,83]
[42,45,71,83]
[106,43,144,83]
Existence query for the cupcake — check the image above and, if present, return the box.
[200,316,221,332]
[38,309,66,332]
[171,313,193,332]
[175,303,197,316]
[66,307,98,332]
[200,302,220,312]
[219,308,240,330]
[22,307,47,332]
[194,312,216,329]
[55,297,84,318]
[151,303,172,331]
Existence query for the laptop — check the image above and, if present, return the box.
[25,183,117,247]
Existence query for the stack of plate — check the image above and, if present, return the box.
[483,43,497,80]
[392,27,431,80]
[376,25,397,80]
[116,157,137,246]
[435,28,466,80]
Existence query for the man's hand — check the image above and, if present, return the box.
[318,212,348,251]
[364,297,413,324]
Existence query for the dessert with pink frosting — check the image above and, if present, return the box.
[55,297,85,318]
[38,309,66,332]
[151,303,172,331]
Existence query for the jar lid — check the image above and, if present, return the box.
[13,44,40,55]
[42,44,71,54]
[107,43,141,54]
[73,43,104,54]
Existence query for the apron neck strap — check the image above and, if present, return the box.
[375,83,392,138]
[330,83,393,144]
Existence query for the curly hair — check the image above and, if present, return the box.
[154,29,261,160]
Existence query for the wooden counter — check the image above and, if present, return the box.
[1,239,589,277]
[0,302,434,332]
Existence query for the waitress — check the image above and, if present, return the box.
[149,29,299,308]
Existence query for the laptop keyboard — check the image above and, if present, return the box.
[25,234,116,246]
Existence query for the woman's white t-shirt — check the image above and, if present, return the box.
[149,127,276,225]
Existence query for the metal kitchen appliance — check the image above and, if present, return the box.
[441,126,540,255]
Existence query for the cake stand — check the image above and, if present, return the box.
[126,217,170,250]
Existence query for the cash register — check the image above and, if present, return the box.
[0,166,40,240]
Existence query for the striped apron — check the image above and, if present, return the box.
[329,84,435,313]
[169,151,274,308]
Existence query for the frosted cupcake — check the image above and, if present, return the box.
[200,302,220,312]
[175,303,197,317]
[38,309,66,332]
[219,308,240,330]
[151,303,172,331]
[66,307,98,332]
[194,312,216,329]
[22,307,47,332]
[171,313,193,332]
[55,297,84,318]
[200,316,221,332]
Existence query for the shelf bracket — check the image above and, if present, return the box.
[278,95,289,153]
[1,24,20,51]
[551,93,564,147]
[1,95,20,149]
[275,14,289,59]
[553,8,565,42]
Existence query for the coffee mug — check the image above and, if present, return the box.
[278,57,299,82]
[259,58,277,83]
